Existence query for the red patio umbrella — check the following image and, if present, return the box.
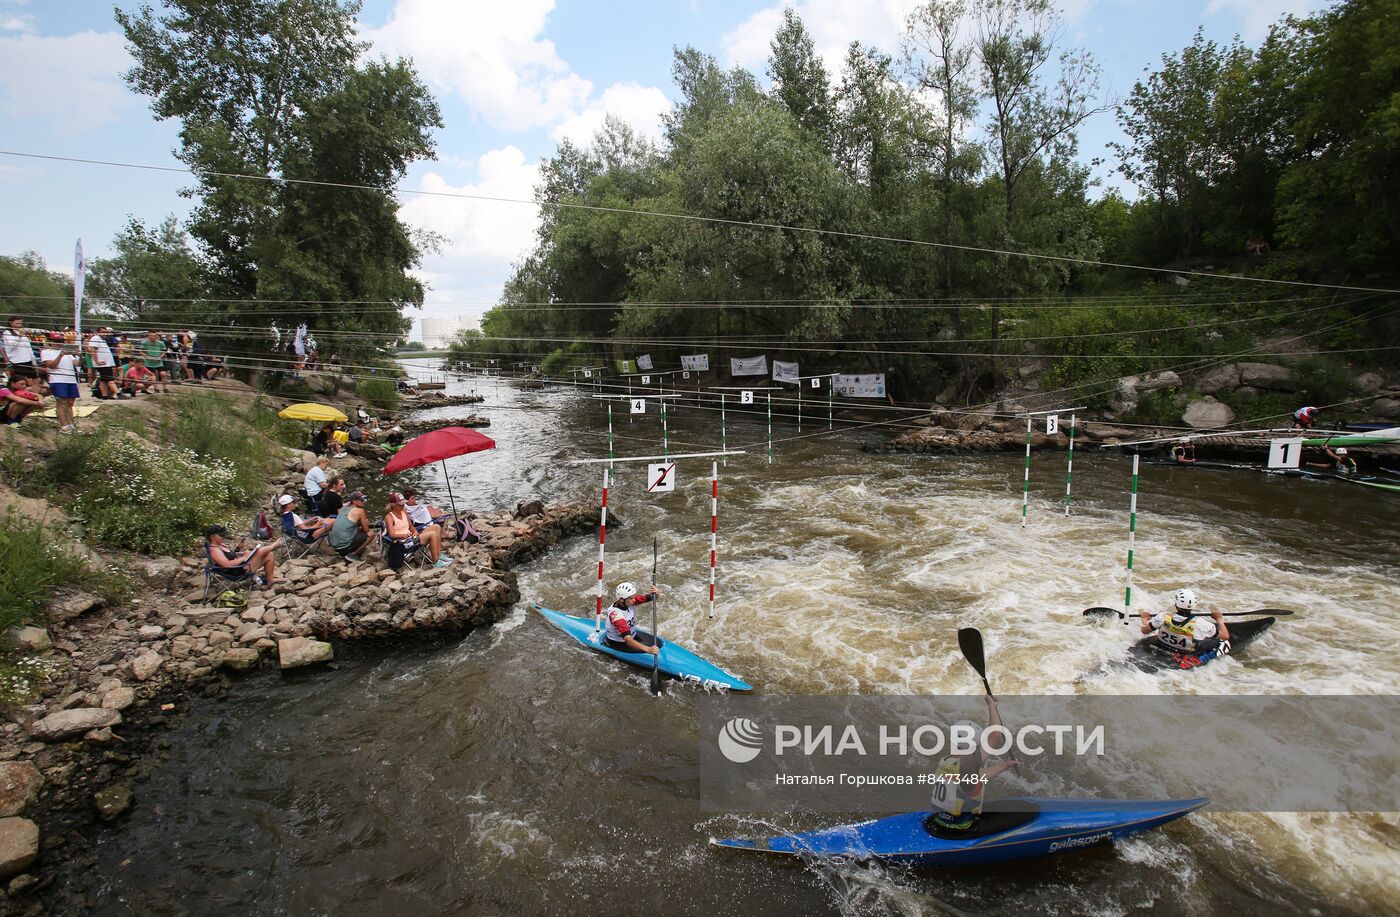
[383,426,496,518]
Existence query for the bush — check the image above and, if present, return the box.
[71,434,242,554]
[246,396,308,449]
[357,377,399,412]
[0,509,122,634]
[168,392,276,500]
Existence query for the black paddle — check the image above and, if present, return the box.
[957,627,994,700]
[1083,606,1295,624]
[650,536,662,697]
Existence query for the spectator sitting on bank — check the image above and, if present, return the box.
[1,375,43,425]
[385,492,450,568]
[204,524,285,585]
[304,457,330,511]
[328,491,372,558]
[121,357,157,396]
[330,423,350,454]
[40,332,81,434]
[318,476,346,517]
[346,419,365,443]
[201,353,226,382]
[402,488,449,531]
[278,494,331,541]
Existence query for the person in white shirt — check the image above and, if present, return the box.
[303,457,330,512]
[88,329,117,399]
[3,316,39,385]
[40,332,81,432]
[1139,588,1230,655]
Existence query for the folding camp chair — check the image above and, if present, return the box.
[280,512,329,560]
[379,521,428,571]
[201,542,260,603]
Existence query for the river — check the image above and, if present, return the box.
[56,363,1400,915]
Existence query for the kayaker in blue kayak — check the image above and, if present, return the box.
[927,694,1019,833]
[603,581,662,655]
[1139,588,1229,653]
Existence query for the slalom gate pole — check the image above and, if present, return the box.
[709,461,718,619]
[797,384,802,432]
[596,467,609,630]
[767,392,773,464]
[827,382,833,431]
[607,402,615,471]
[628,378,633,423]
[1021,415,1032,527]
[662,398,669,461]
[721,393,727,467]
[1125,454,1139,614]
[1064,413,1076,516]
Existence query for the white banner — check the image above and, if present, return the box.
[681,354,709,371]
[730,355,768,377]
[772,360,799,384]
[834,373,886,398]
[636,354,653,371]
[73,239,84,337]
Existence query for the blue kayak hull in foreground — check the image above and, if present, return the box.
[534,605,752,691]
[711,796,1208,867]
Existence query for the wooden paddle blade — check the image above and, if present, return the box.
[957,628,986,678]
[1082,607,1125,619]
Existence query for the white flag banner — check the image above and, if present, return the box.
[772,361,799,384]
[73,239,85,336]
[834,373,887,398]
[730,355,768,377]
[636,354,654,371]
[681,354,709,371]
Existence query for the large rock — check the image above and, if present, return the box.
[131,650,163,682]
[92,785,133,821]
[1183,396,1236,429]
[30,708,121,741]
[278,637,333,670]
[1370,398,1400,420]
[5,627,50,652]
[49,592,103,624]
[135,556,184,584]
[101,687,135,711]
[1356,372,1384,394]
[1237,362,1295,391]
[0,818,38,878]
[1135,371,1181,392]
[218,648,261,672]
[1191,364,1242,395]
[0,763,43,817]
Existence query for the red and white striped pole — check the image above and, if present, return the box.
[709,461,718,618]
[596,467,609,629]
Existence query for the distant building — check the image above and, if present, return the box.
[420,317,463,349]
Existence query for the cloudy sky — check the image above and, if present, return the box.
[0,0,1321,337]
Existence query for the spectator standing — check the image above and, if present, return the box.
[40,332,81,433]
[88,328,118,399]
[3,317,40,387]
[115,334,133,365]
[139,330,170,392]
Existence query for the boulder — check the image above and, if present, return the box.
[134,556,184,584]
[4,627,50,652]
[92,785,133,821]
[131,650,163,682]
[101,687,135,711]
[1237,362,1295,391]
[1183,396,1236,429]
[30,708,121,741]
[0,763,43,817]
[0,818,38,878]
[514,500,545,518]
[1191,364,1241,395]
[1135,370,1181,392]
[1370,398,1400,420]
[218,648,261,673]
[138,625,164,641]
[278,637,333,670]
[49,592,103,624]
[1356,372,1384,394]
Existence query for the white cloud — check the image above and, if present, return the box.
[1,14,35,32]
[1204,0,1316,41]
[0,30,136,132]
[366,0,592,132]
[551,82,671,146]
[399,146,542,263]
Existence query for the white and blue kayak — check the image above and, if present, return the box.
[533,605,752,691]
[711,796,1209,867]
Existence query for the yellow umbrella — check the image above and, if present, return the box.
[277,402,348,422]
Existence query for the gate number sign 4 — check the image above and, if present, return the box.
[631,398,646,414]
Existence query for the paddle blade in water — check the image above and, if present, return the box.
[1083,607,1125,620]
[957,628,986,678]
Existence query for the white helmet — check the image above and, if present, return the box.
[1336,447,1348,456]
[615,582,638,600]
[1172,588,1198,613]
[1178,437,1190,444]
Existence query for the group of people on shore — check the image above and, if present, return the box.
[309,411,403,458]
[3,317,226,432]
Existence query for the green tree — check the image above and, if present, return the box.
[0,253,72,323]
[767,8,836,150]
[116,0,442,358]
[87,215,206,321]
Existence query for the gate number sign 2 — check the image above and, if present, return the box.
[1268,437,1303,469]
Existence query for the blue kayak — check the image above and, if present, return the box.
[711,796,1208,867]
[534,605,752,691]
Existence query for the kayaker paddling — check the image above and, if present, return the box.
[603,581,663,655]
[1139,588,1229,654]
[1170,438,1196,464]
[927,694,1019,834]
[1308,445,1357,477]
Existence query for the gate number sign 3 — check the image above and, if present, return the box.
[1045,414,1059,435]
[631,398,646,414]
[1268,437,1303,469]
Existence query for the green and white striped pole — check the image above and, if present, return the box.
[796,383,803,432]
[1064,413,1076,516]
[720,393,727,467]
[1125,454,1140,614]
[827,381,833,431]
[1021,415,1032,527]
[661,397,669,461]
[767,392,773,465]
